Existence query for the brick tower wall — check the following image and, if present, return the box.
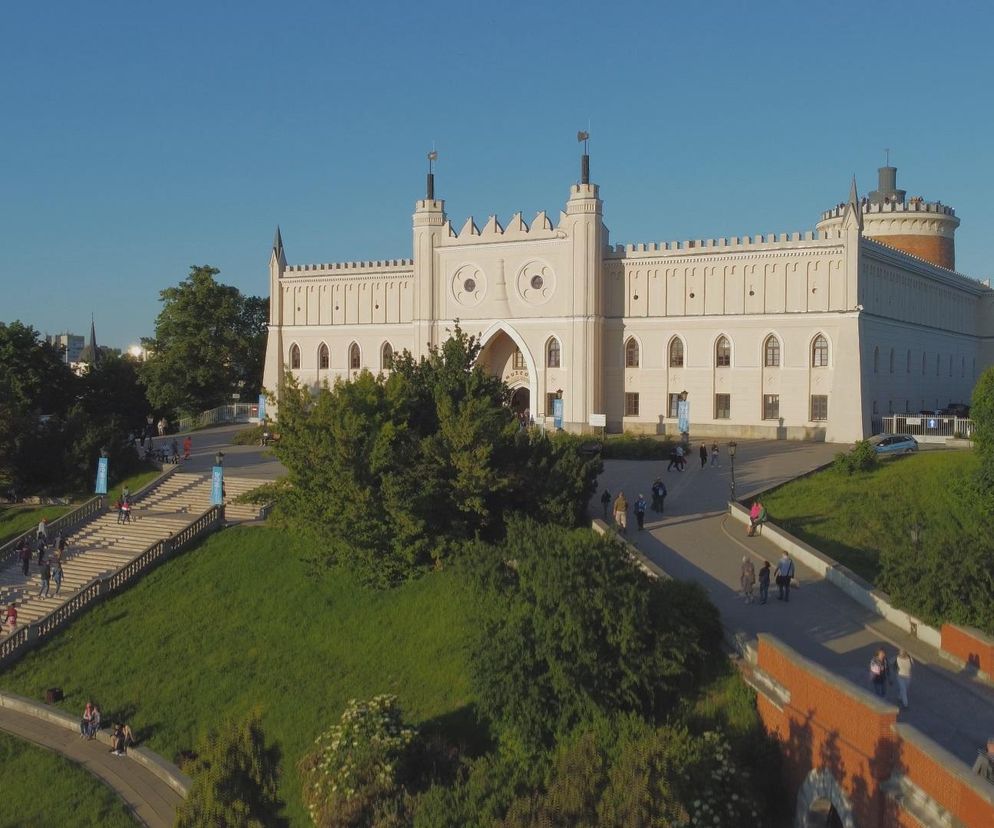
[867,233,955,270]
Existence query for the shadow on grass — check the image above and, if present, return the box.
[418,702,493,760]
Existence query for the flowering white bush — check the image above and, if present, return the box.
[677,732,761,827]
[300,695,418,828]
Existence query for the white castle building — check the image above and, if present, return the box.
[262,154,993,442]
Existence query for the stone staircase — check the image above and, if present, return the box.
[0,472,270,632]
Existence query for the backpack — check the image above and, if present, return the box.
[870,659,884,676]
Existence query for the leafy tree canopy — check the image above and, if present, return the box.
[973,366,994,491]
[467,519,722,751]
[141,266,267,418]
[273,326,602,585]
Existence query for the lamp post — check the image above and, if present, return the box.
[728,441,738,502]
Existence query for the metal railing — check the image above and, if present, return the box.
[177,403,259,433]
[881,415,974,442]
[0,505,225,670]
[0,496,106,568]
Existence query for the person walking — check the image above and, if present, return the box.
[776,551,795,601]
[634,494,647,531]
[37,517,49,543]
[183,435,192,461]
[3,603,17,635]
[667,447,678,472]
[19,541,31,577]
[600,489,611,520]
[651,478,667,514]
[869,648,890,698]
[710,442,720,467]
[52,557,64,597]
[613,492,628,536]
[758,560,771,604]
[674,444,685,471]
[157,417,167,437]
[894,649,913,708]
[740,557,756,603]
[699,444,708,468]
[38,560,52,598]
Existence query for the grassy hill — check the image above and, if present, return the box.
[0,527,478,825]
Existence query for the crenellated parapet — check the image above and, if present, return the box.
[282,259,414,276]
[607,230,835,259]
[439,210,565,245]
[820,200,956,222]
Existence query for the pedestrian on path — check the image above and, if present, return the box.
[52,557,64,597]
[973,737,994,784]
[740,557,756,603]
[600,489,611,520]
[38,560,51,598]
[758,561,771,604]
[79,702,93,738]
[894,649,913,708]
[3,603,17,634]
[869,648,891,698]
[634,494,647,531]
[37,517,49,542]
[18,540,31,577]
[651,478,667,514]
[36,537,47,566]
[613,492,628,536]
[776,552,795,601]
[667,447,679,472]
[710,442,719,467]
[675,444,685,471]
[699,444,708,468]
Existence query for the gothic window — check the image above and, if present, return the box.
[669,338,684,368]
[512,348,526,370]
[318,343,329,370]
[546,338,561,368]
[764,335,781,367]
[289,344,300,370]
[349,342,361,370]
[625,338,640,368]
[812,335,829,368]
[715,336,731,367]
[381,342,393,370]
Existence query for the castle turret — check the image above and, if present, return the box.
[412,153,447,357]
[817,165,959,270]
[261,227,287,404]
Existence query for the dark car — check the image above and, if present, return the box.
[868,434,919,455]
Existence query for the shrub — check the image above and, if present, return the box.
[299,695,418,828]
[175,710,286,828]
[600,433,674,460]
[833,440,878,475]
[232,424,265,445]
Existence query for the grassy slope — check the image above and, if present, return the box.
[0,731,137,828]
[760,450,977,582]
[0,527,477,826]
[0,466,165,547]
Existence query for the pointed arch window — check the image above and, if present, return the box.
[289,344,300,370]
[318,343,329,370]
[812,335,829,368]
[668,338,684,368]
[381,342,393,370]
[512,348,526,370]
[715,336,731,367]
[625,338,640,368]
[546,338,561,368]
[349,342,361,370]
[764,335,781,367]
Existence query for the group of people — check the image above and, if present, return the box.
[739,552,795,605]
[602,481,670,536]
[78,702,135,755]
[115,487,134,524]
[12,518,68,602]
[867,647,915,708]
[666,442,721,472]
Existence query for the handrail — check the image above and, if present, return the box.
[0,505,225,671]
[177,403,258,433]
[0,496,106,568]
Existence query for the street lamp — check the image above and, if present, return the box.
[728,441,738,502]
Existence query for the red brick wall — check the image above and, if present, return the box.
[866,233,954,270]
[942,623,994,676]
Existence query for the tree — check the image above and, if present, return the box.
[467,519,722,751]
[973,366,994,491]
[141,266,267,417]
[273,326,602,585]
[175,710,286,828]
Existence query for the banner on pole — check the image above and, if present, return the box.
[95,457,109,495]
[258,394,267,421]
[553,398,564,429]
[211,465,224,505]
[677,400,690,434]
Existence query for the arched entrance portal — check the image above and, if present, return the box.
[476,323,539,420]
[795,770,856,828]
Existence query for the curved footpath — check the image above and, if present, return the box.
[0,691,188,827]
[598,440,994,766]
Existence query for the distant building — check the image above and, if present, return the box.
[262,157,993,442]
[46,333,85,365]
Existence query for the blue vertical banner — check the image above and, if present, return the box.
[211,465,224,505]
[95,457,109,495]
[553,397,564,429]
[677,400,690,434]
[257,393,266,421]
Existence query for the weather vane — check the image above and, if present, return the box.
[577,130,589,154]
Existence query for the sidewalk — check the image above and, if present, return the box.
[598,440,994,767]
[0,703,184,827]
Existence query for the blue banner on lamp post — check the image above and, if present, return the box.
[553,397,564,429]
[677,400,690,434]
[211,465,224,505]
[95,457,109,495]
[258,393,266,421]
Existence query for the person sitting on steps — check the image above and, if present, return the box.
[747,500,768,536]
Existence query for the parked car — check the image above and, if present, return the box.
[868,434,919,455]
[941,403,970,417]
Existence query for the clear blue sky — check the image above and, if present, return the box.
[2,0,992,350]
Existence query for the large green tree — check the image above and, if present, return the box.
[273,326,602,585]
[972,366,994,490]
[467,519,722,751]
[141,266,267,417]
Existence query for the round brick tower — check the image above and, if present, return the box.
[817,166,959,270]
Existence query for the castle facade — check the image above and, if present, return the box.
[262,159,993,442]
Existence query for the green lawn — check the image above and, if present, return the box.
[0,527,478,826]
[0,466,165,547]
[0,731,137,827]
[760,450,977,582]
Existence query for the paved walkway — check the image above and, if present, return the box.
[0,704,183,827]
[598,440,994,767]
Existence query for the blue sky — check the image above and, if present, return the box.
[2,0,992,349]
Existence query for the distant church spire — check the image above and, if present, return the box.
[842,175,863,233]
[80,314,100,365]
[273,226,284,257]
